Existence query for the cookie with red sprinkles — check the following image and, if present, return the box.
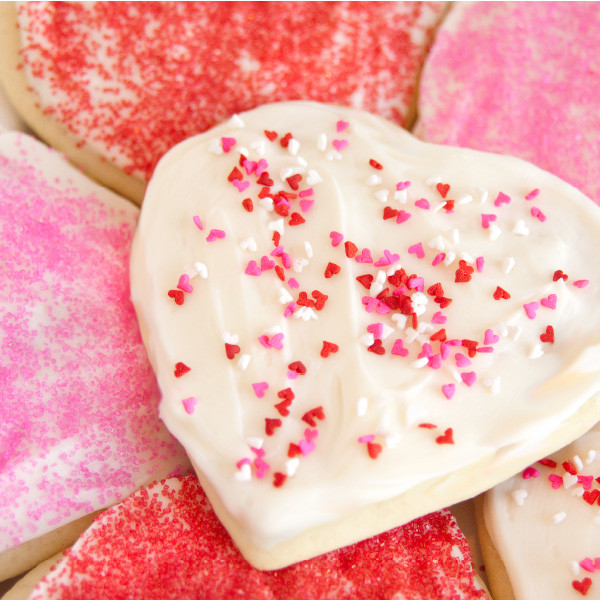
[0,1,446,203]
[477,421,600,599]
[24,475,489,600]
[130,101,600,570]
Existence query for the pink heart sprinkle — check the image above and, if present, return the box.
[299,188,314,198]
[407,277,424,292]
[418,343,433,359]
[305,428,319,443]
[494,191,511,207]
[525,188,540,200]
[206,229,226,242]
[481,213,497,229]
[330,231,343,247]
[367,323,383,339]
[284,302,296,318]
[260,256,275,270]
[580,558,595,573]
[269,333,284,349]
[299,199,314,212]
[192,215,203,230]
[455,353,471,367]
[484,329,499,345]
[374,256,391,267]
[355,248,373,264]
[391,339,409,357]
[299,440,315,456]
[362,296,379,313]
[442,384,455,400]
[476,257,484,273]
[522,466,539,479]
[461,371,477,387]
[428,354,442,369]
[358,434,375,443]
[252,382,269,398]
[523,301,540,319]
[396,210,411,224]
[408,242,425,259]
[384,250,400,264]
[332,139,348,152]
[245,261,261,276]
[182,397,197,415]
[232,179,249,192]
[288,278,300,289]
[375,303,391,316]
[396,181,411,191]
[255,158,268,176]
[594,558,600,570]
[243,159,257,175]
[440,342,450,360]
[287,371,299,380]
[336,120,349,132]
[432,252,445,266]
[177,274,193,293]
[540,294,557,309]
[258,335,271,349]
[415,199,430,210]
[271,245,285,257]
[548,474,563,489]
[431,311,447,324]
[221,137,236,152]
[574,280,589,288]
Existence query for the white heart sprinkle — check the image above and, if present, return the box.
[307,169,323,185]
[552,511,566,524]
[208,138,223,154]
[391,313,408,329]
[381,324,395,340]
[317,133,327,152]
[237,354,251,371]
[223,332,239,344]
[304,241,313,259]
[563,472,578,489]
[477,187,489,204]
[443,250,457,266]
[374,189,389,203]
[586,450,597,465]
[287,138,300,155]
[489,223,502,241]
[239,237,257,252]
[411,357,429,369]
[360,333,375,347]
[250,139,266,155]
[279,288,293,304]
[511,489,528,506]
[457,194,473,205]
[366,174,383,186]
[246,437,263,449]
[357,397,369,417]
[228,114,245,128]
[394,188,408,204]
[513,220,530,236]
[234,463,252,482]
[194,262,208,279]
[428,235,446,251]
[326,150,342,161]
[293,258,309,273]
[268,218,284,234]
[502,257,516,274]
[573,455,584,471]
[286,458,300,477]
[259,198,274,212]
[529,344,544,359]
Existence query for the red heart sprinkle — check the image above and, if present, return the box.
[436,428,454,445]
[321,341,339,358]
[277,388,295,401]
[493,286,511,300]
[383,206,399,220]
[288,361,306,374]
[265,418,282,436]
[369,158,383,170]
[287,443,302,458]
[572,578,592,595]
[436,183,450,198]
[388,269,407,288]
[540,325,555,344]
[280,132,293,147]
[256,172,273,186]
[224,343,241,360]
[264,130,277,141]
[296,291,316,307]
[356,274,374,289]
[583,489,600,505]
[367,442,383,459]
[273,472,287,488]
[286,174,302,190]
[168,289,185,305]
[344,241,358,258]
[241,198,253,212]
[289,212,305,226]
[274,202,289,217]
[312,290,328,311]
[274,399,293,417]
[368,339,385,355]
[324,262,341,278]
[553,269,568,281]
[174,362,190,378]
[227,166,243,182]
[301,406,325,427]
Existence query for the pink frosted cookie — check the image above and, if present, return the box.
[131,101,600,570]
[415,2,600,205]
[0,1,447,204]
[26,475,489,600]
[0,132,190,581]
[478,421,600,599]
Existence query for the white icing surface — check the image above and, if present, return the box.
[130,101,600,555]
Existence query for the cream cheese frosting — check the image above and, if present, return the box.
[130,101,600,568]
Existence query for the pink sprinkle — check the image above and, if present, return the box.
[260,256,276,270]
[255,158,268,176]
[531,207,547,222]
[408,242,425,259]
[305,428,319,443]
[299,438,315,455]
[447,339,462,346]
[177,274,193,293]
[396,210,412,224]
[494,191,511,207]
[428,354,442,369]
[330,231,343,246]
[206,229,226,242]
[522,466,539,479]
[252,382,269,398]
[418,343,433,359]
[580,558,596,573]
[525,188,540,200]
[574,280,589,288]
[481,213,497,229]
[477,346,494,353]
[299,199,314,212]
[396,181,411,191]
[461,371,477,387]
[287,370,299,380]
[578,475,594,490]
[476,257,484,273]
[355,248,373,263]
[336,120,349,132]
[299,188,314,197]
[221,137,236,152]
[245,261,261,276]
[440,342,450,360]
[284,302,296,318]
[391,339,409,356]
[442,384,455,399]
[258,334,284,350]
[236,457,251,469]
[271,245,285,257]
[281,252,291,269]
[182,397,197,415]
[540,294,557,309]
[358,434,375,443]
[367,322,383,339]
[254,458,269,479]
[192,215,203,230]
[288,278,300,289]
[332,139,348,152]
[407,277,424,292]
[243,159,257,175]
[432,252,445,266]
[484,329,499,345]
[374,250,400,267]
[548,474,563,489]
[431,311,447,324]
[232,179,250,192]
[362,296,380,313]
[250,447,265,458]
[523,301,540,319]
[415,199,430,210]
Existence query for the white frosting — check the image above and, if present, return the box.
[130,102,600,558]
[483,421,600,598]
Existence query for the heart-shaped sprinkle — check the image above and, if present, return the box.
[441,384,455,400]
[391,339,409,357]
[580,558,596,573]
[245,260,262,276]
[355,248,373,263]
[522,466,539,479]
[260,256,276,271]
[461,372,477,387]
[182,397,197,415]
[408,242,425,259]
[548,474,563,489]
[436,183,450,198]
[583,489,600,505]
[415,199,430,210]
[493,286,511,300]
[320,341,339,358]
[177,274,193,293]
[330,231,343,246]
[383,206,399,220]
[193,215,203,230]
[206,229,226,242]
[436,428,454,445]
[332,139,348,152]
[540,325,555,344]
[324,262,341,278]
[574,280,590,289]
[367,442,383,459]
[221,137,236,152]
[225,343,241,360]
[168,289,184,305]
[336,120,349,132]
[540,294,557,309]
[174,362,190,378]
[511,489,528,506]
[484,329,499,345]
[299,199,314,212]
[572,578,592,595]
[481,213,497,229]
[265,418,282,436]
[264,130,277,142]
[494,191,511,207]
[524,302,540,319]
[288,361,306,375]
[252,382,269,398]
[396,210,412,224]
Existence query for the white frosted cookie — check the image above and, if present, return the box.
[478,422,600,599]
[0,1,447,203]
[23,476,489,600]
[0,132,190,581]
[130,101,600,569]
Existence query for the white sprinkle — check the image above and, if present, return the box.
[374,189,389,203]
[317,133,327,152]
[405,328,419,343]
[381,323,395,339]
[489,223,502,241]
[497,323,509,337]
[194,262,208,279]
[326,150,343,161]
[287,138,300,155]
[279,288,293,304]
[237,354,251,371]
[229,114,245,128]
[394,188,408,204]
[573,455,584,472]
[247,437,263,449]
[286,458,300,477]
[450,369,462,383]
[411,292,428,306]
[529,344,544,359]
[385,434,402,449]
[259,197,274,212]
[304,241,313,259]
[457,194,473,205]
[477,187,489,204]
[296,156,308,168]
[502,256,516,274]
[208,138,223,154]
[511,489,528,506]
[250,139,266,155]
[222,332,239,344]
[571,487,584,497]
[268,218,285,235]
[237,145,250,157]
[552,511,566,524]
[452,228,461,244]
[279,166,295,181]
[264,325,282,336]
[585,450,597,465]
[417,322,433,334]
[483,377,501,394]
[375,270,387,285]
[432,201,447,213]
[357,396,369,417]
[234,463,252,482]
[563,473,578,489]
[294,307,318,321]
[307,169,323,185]
[443,250,457,266]
[370,282,383,297]
[428,235,446,251]
[392,313,408,329]
[366,174,383,186]
[459,252,475,264]
[360,333,375,347]
[411,357,429,369]
[570,560,581,576]
[513,220,530,236]
[413,304,427,317]
[239,236,257,252]
[425,175,442,186]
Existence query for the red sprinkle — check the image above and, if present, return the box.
[356,274,374,289]
[174,362,191,378]
[168,289,185,305]
[273,472,287,488]
[289,212,305,226]
[436,428,454,445]
[368,339,385,355]
[227,166,243,182]
[264,130,278,142]
[324,262,341,278]
[538,458,557,468]
[265,418,282,436]
[286,174,302,190]
[563,461,577,475]
[367,442,383,459]
[225,343,241,360]
[436,183,450,198]
[572,578,592,595]
[302,406,325,427]
[280,132,293,147]
[344,241,358,258]
[540,325,555,344]
[288,361,307,375]
[493,286,511,300]
[553,269,569,281]
[369,158,383,170]
[320,341,339,358]
[242,198,253,212]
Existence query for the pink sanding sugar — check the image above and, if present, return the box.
[0,133,188,550]
[416,2,600,204]
[30,475,487,600]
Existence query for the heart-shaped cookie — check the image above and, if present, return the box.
[130,101,600,569]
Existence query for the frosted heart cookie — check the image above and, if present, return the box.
[130,101,600,569]
[0,1,447,204]
[477,422,600,599]
[414,1,600,204]
[22,475,489,600]
[0,132,190,581]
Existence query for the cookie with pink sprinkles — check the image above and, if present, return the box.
[0,1,447,204]
[0,132,190,582]
[130,101,600,570]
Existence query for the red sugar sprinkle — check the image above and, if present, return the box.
[344,241,358,258]
[288,443,302,458]
[455,260,474,283]
[493,286,511,300]
[227,166,243,182]
[167,289,185,305]
[312,290,328,310]
[356,274,374,289]
[540,325,555,344]
[289,212,305,226]
[367,442,383,459]
[257,172,274,186]
[264,130,278,142]
[538,458,557,468]
[368,339,385,355]
[275,266,285,281]
[224,343,241,360]
[324,262,341,278]
[265,418,282,436]
[280,132,293,147]
[369,158,383,170]
[273,472,287,488]
[288,361,307,375]
[436,428,454,445]
[572,578,592,595]
[174,362,190,378]
[241,197,253,212]
[301,407,325,427]
[383,206,399,220]
[436,183,450,198]
[461,340,479,358]
[563,461,578,475]
[286,174,302,190]
[553,269,569,281]
[277,388,295,402]
[274,399,293,417]
[582,489,600,505]
[320,341,339,358]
